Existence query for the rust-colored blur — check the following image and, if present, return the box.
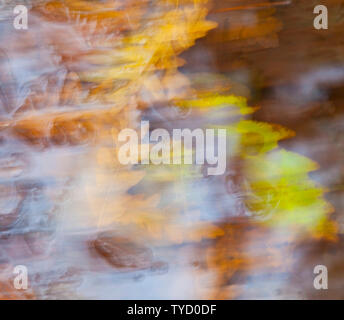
[0,0,343,299]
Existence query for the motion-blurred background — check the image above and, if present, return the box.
[0,0,343,299]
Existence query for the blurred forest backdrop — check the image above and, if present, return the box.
[0,0,343,299]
